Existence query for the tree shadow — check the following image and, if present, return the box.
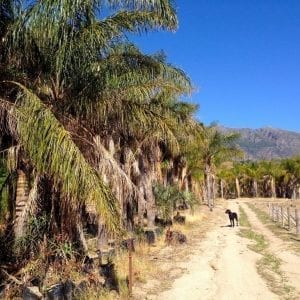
[290,237,300,242]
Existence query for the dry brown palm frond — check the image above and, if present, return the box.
[93,136,143,220]
[5,82,122,234]
[7,145,20,172]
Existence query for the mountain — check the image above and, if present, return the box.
[220,126,300,160]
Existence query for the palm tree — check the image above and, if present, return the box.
[0,0,182,248]
[217,162,236,199]
[184,126,243,210]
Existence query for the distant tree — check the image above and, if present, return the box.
[184,125,243,210]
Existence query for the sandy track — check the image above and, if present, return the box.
[157,201,279,300]
[240,202,300,297]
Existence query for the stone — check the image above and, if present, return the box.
[173,212,186,224]
[46,283,64,300]
[144,229,155,244]
[99,262,118,291]
[23,286,43,300]
[165,228,187,245]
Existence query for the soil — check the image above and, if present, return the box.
[133,199,300,300]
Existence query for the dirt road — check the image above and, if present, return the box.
[159,201,279,300]
[134,199,300,299]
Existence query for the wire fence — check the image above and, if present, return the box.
[267,203,300,235]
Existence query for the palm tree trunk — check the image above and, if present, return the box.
[205,164,213,211]
[212,174,217,200]
[14,170,30,239]
[235,177,241,198]
[271,176,276,198]
[220,179,224,199]
[144,175,156,228]
[180,166,188,191]
[253,179,258,198]
[97,221,108,249]
[136,153,156,228]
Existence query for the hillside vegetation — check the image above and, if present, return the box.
[221,127,300,160]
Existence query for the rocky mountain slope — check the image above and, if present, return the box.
[220,126,300,160]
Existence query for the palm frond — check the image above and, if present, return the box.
[93,135,140,207]
[8,82,121,234]
[104,0,178,30]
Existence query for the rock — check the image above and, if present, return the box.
[64,279,76,300]
[23,286,43,300]
[173,212,186,224]
[144,230,155,244]
[99,262,118,291]
[165,228,187,245]
[46,283,64,300]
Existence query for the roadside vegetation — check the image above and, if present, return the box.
[1,0,300,298]
[0,0,243,297]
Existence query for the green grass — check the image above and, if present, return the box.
[238,205,251,228]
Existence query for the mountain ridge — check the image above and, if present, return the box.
[219,126,300,160]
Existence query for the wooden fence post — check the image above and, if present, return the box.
[272,204,275,222]
[287,206,291,230]
[276,205,279,223]
[296,209,300,235]
[281,206,284,227]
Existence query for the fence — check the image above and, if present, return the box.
[267,203,300,235]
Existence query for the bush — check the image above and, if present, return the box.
[153,184,198,221]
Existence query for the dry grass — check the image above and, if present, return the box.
[76,206,206,299]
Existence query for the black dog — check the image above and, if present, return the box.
[225,209,239,227]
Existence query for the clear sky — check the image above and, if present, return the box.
[131,0,300,132]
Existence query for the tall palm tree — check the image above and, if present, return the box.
[185,126,242,210]
[0,0,182,245]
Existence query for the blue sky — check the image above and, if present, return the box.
[131,0,300,132]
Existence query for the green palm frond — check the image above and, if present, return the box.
[8,83,121,234]
[104,0,178,30]
[66,46,193,153]
[8,0,177,84]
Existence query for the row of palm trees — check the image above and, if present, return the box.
[0,1,243,281]
[217,157,300,200]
